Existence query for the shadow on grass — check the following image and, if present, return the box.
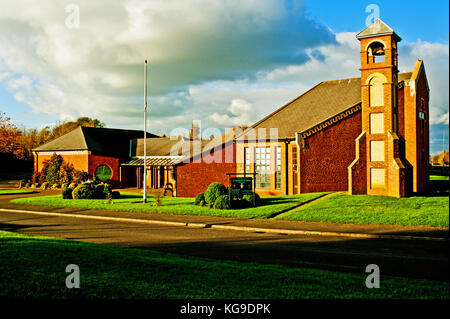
[0,222,61,232]
[0,229,448,298]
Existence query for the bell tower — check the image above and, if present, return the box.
[350,19,409,197]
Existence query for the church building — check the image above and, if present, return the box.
[235,19,429,198]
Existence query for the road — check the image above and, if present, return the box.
[0,194,448,281]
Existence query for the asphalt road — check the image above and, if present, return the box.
[0,207,448,281]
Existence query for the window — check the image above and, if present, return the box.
[244,147,251,174]
[370,168,385,188]
[418,111,426,120]
[370,141,385,162]
[95,164,112,182]
[275,147,281,189]
[370,113,384,134]
[255,147,270,188]
[369,77,384,107]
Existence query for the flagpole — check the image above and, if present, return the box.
[143,60,148,203]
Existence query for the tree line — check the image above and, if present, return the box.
[0,112,105,162]
[430,150,449,166]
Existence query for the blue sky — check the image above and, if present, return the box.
[0,0,448,154]
[304,0,449,43]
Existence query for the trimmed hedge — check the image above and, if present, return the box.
[194,193,205,206]
[204,183,227,204]
[72,184,95,199]
[243,192,261,207]
[213,195,230,209]
[68,183,78,190]
[62,187,73,199]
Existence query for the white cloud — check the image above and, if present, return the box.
[0,0,336,130]
[0,1,447,142]
[430,112,449,125]
[210,99,254,126]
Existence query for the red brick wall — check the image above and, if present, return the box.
[348,132,367,194]
[300,110,362,193]
[88,154,121,187]
[176,143,236,197]
[415,73,430,193]
[35,152,122,187]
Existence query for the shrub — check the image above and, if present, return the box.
[31,183,40,188]
[75,171,89,184]
[199,200,205,207]
[25,183,31,188]
[213,195,230,209]
[72,184,95,199]
[43,154,64,185]
[31,171,42,184]
[68,183,78,190]
[243,192,261,207]
[94,184,106,199]
[62,187,73,199]
[204,183,227,204]
[194,193,205,206]
[59,163,75,184]
[41,182,49,189]
[154,195,162,206]
[111,191,120,199]
[61,183,69,190]
[51,183,60,189]
[103,183,112,198]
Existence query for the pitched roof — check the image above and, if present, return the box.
[134,137,211,158]
[34,126,156,158]
[356,19,401,41]
[237,72,412,140]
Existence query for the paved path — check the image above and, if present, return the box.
[0,191,448,281]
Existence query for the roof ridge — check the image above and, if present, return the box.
[79,126,89,149]
[33,126,87,151]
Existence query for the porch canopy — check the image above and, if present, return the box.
[121,157,183,166]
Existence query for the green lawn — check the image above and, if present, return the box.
[0,189,35,195]
[276,193,449,227]
[430,175,449,181]
[0,230,447,299]
[10,192,328,219]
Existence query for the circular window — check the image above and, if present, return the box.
[95,164,112,182]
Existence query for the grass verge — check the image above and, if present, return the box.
[0,189,35,195]
[275,193,449,227]
[430,175,449,181]
[10,192,328,219]
[0,230,447,299]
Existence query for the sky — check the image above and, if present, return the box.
[0,0,448,154]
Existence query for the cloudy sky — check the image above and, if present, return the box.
[0,0,448,154]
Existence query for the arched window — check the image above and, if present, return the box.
[369,76,384,107]
[367,42,385,63]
